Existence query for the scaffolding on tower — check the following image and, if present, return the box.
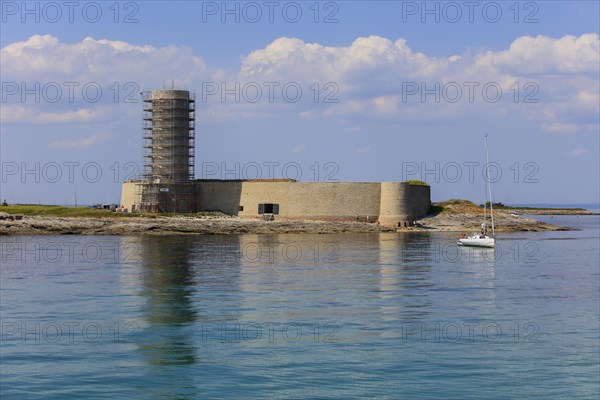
[137,89,196,213]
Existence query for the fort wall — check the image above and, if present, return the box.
[198,181,382,222]
[121,181,142,212]
[121,180,431,227]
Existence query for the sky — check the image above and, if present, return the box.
[1,0,599,205]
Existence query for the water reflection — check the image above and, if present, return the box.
[236,234,344,323]
[130,233,496,386]
[228,233,437,343]
[455,240,496,291]
[378,232,434,321]
[2,220,597,398]
[137,236,198,366]
[430,234,497,317]
[191,236,243,322]
[128,233,495,352]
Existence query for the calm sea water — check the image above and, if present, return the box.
[1,216,598,399]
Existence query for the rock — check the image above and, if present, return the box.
[411,201,570,232]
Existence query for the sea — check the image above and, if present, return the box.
[1,215,598,399]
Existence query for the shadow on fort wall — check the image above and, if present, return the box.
[195,181,243,215]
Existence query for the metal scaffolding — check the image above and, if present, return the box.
[138,89,196,212]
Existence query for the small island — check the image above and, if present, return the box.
[409,200,595,232]
[1,200,594,236]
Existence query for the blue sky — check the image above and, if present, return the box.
[1,1,599,205]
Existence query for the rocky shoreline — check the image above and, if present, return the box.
[0,215,397,236]
[0,204,576,236]
[408,211,569,232]
[402,201,574,232]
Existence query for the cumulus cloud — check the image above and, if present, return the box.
[1,34,207,85]
[2,33,598,134]
[235,33,598,134]
[486,34,599,74]
[239,33,599,85]
[239,35,448,95]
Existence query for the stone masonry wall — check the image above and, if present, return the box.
[122,180,431,227]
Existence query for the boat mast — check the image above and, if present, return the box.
[485,134,495,237]
[482,135,487,234]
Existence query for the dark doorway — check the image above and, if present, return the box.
[258,203,279,215]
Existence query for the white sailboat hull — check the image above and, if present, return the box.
[457,236,495,248]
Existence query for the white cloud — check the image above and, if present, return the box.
[237,33,599,92]
[487,34,599,74]
[2,33,598,135]
[240,35,447,85]
[565,148,588,157]
[0,104,109,124]
[575,90,600,110]
[292,144,306,153]
[542,122,579,133]
[299,110,315,119]
[48,132,110,149]
[372,96,399,114]
[342,125,362,133]
[1,34,207,84]
[236,33,598,134]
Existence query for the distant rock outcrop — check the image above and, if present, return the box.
[412,200,570,232]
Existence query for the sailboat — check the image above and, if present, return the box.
[458,135,495,248]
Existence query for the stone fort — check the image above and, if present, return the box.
[120,89,431,228]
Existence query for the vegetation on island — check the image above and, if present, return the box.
[428,199,592,217]
[483,201,587,211]
[0,205,222,219]
[405,180,429,186]
[428,199,478,216]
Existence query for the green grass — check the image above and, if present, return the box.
[435,199,476,207]
[1,205,134,218]
[0,205,224,218]
[405,180,429,186]
[427,199,478,216]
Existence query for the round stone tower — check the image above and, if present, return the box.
[379,182,413,228]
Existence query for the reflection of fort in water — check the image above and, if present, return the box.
[133,235,246,367]
[123,233,495,366]
[138,236,199,366]
[219,233,437,322]
[129,233,441,326]
[376,233,434,321]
